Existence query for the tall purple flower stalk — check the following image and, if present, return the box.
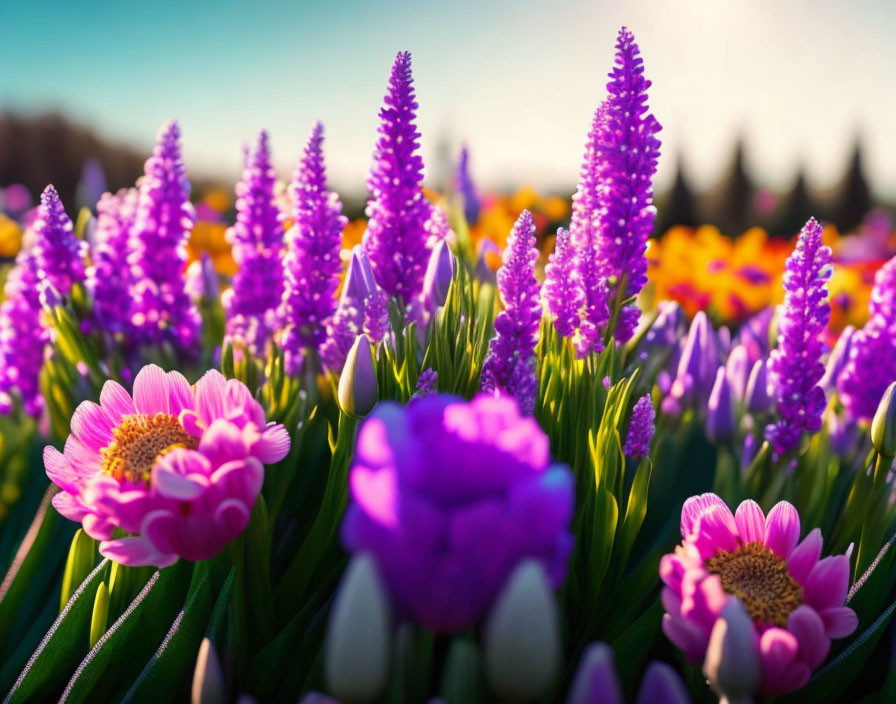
[543,228,583,339]
[32,185,85,297]
[128,120,200,353]
[224,130,285,353]
[624,394,655,460]
[281,122,348,373]
[766,218,832,457]
[455,143,481,225]
[89,188,139,335]
[592,27,662,344]
[481,210,542,415]
[363,51,430,303]
[837,254,896,421]
[572,103,610,356]
[0,250,46,416]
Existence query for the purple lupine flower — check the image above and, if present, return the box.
[624,395,655,460]
[0,249,46,416]
[88,188,139,334]
[412,368,438,399]
[320,298,362,373]
[593,27,662,344]
[341,393,573,633]
[766,218,832,457]
[128,120,201,353]
[224,130,285,353]
[572,103,610,357]
[363,51,431,303]
[424,204,453,247]
[869,255,896,321]
[481,210,542,415]
[32,185,86,297]
[455,143,481,225]
[543,228,583,339]
[362,290,390,344]
[281,122,347,372]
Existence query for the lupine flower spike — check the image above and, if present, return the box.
[543,228,583,339]
[224,130,285,354]
[624,394,655,460]
[363,51,431,304]
[455,142,481,225]
[766,218,832,457]
[128,120,201,353]
[89,188,139,335]
[32,185,86,298]
[481,210,542,415]
[281,121,348,373]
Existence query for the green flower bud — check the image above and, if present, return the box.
[338,335,378,418]
[325,553,392,703]
[871,381,896,457]
[483,560,560,702]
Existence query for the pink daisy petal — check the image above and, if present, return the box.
[681,573,728,632]
[194,369,228,426]
[44,446,80,492]
[788,528,823,585]
[681,492,729,540]
[819,606,858,639]
[166,371,194,415]
[52,492,89,521]
[100,535,178,568]
[83,513,116,541]
[214,498,251,541]
[804,555,850,611]
[764,501,800,560]
[692,504,739,559]
[758,627,800,692]
[209,458,264,503]
[254,424,291,464]
[179,409,205,437]
[153,467,206,501]
[63,434,101,476]
[662,613,709,662]
[142,509,179,555]
[99,380,136,422]
[71,401,115,452]
[133,364,171,415]
[199,419,251,466]
[787,605,830,669]
[734,499,765,543]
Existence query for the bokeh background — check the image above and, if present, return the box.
[3,0,896,232]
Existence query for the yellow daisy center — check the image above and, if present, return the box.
[100,413,198,484]
[706,541,803,627]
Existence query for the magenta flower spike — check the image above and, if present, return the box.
[44,364,290,566]
[128,120,201,353]
[341,393,573,633]
[660,493,857,694]
[543,228,583,339]
[363,51,431,303]
[593,27,662,344]
[89,188,139,335]
[224,129,285,353]
[766,218,832,457]
[281,122,348,372]
[481,210,542,415]
[0,251,46,417]
[32,185,86,297]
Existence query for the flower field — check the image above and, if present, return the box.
[2,25,896,704]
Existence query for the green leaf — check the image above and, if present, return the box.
[440,638,485,704]
[2,558,110,702]
[88,582,109,650]
[60,530,97,612]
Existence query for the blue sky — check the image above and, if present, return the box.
[3,0,896,197]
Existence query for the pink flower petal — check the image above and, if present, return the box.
[71,401,115,452]
[194,370,227,426]
[166,371,194,415]
[153,466,206,501]
[735,499,765,543]
[758,627,800,693]
[692,504,739,559]
[681,573,728,632]
[83,513,116,541]
[179,409,205,437]
[819,606,858,639]
[681,493,729,540]
[142,509,179,554]
[351,465,399,528]
[787,605,830,669]
[764,501,800,560]
[100,535,178,568]
[44,446,79,492]
[133,364,171,415]
[804,555,850,611]
[254,424,290,464]
[199,419,251,466]
[214,498,251,541]
[788,528,822,585]
[209,458,264,503]
[51,492,89,521]
[662,613,709,662]
[100,380,135,422]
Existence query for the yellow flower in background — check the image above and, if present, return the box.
[0,215,22,259]
[188,220,236,276]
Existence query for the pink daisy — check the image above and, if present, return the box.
[660,492,858,695]
[44,364,290,567]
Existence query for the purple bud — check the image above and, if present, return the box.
[707,367,735,444]
[421,240,456,314]
[725,344,751,401]
[635,662,692,704]
[455,143,481,225]
[744,359,772,416]
[820,325,854,392]
[566,643,623,704]
[828,410,859,457]
[704,598,761,702]
[740,433,759,471]
[338,335,378,418]
[343,245,380,308]
[664,311,719,413]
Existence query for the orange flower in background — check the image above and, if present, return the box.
[0,214,22,259]
[188,220,235,276]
